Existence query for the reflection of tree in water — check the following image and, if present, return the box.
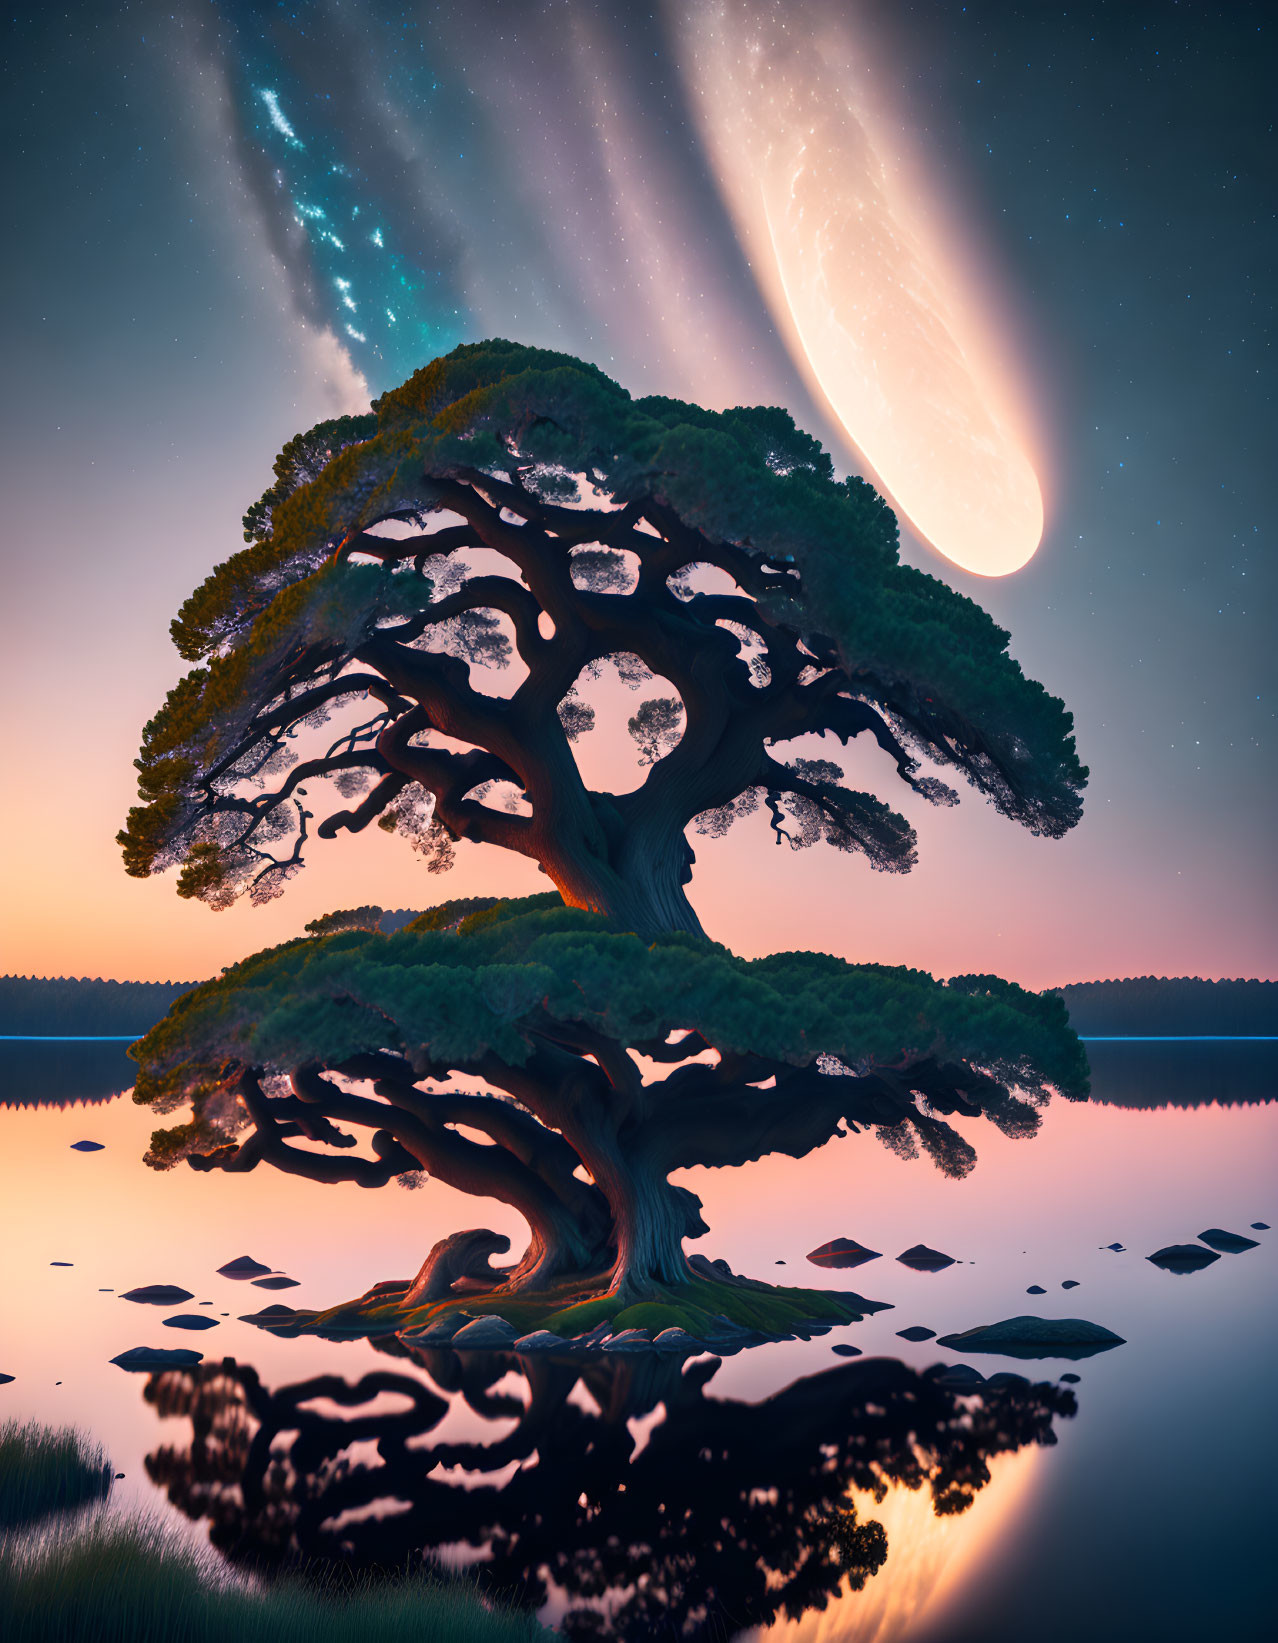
[142,1348,1074,1640]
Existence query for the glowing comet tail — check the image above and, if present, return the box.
[679,3,1045,576]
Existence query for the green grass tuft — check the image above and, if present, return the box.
[0,1516,551,1642]
[0,1421,113,1530]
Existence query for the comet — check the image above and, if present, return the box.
[675,2,1046,577]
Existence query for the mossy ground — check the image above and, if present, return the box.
[247,1269,881,1346]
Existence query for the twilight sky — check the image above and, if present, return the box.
[2,0,1273,985]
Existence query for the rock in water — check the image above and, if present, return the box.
[512,1331,570,1353]
[1146,1244,1220,1272]
[450,1314,519,1349]
[1196,1228,1260,1253]
[1251,1222,1269,1231]
[1026,1285,1046,1295]
[111,1346,204,1371]
[121,1285,194,1306]
[216,1256,274,1279]
[0,1373,14,1385]
[70,1141,104,1152]
[1060,1372,1081,1384]
[1105,1243,1125,1252]
[162,1314,219,1331]
[896,1325,937,1341]
[602,1329,653,1352]
[897,1244,957,1270]
[936,1316,1126,1360]
[807,1238,882,1269]
[251,1276,301,1289]
[403,1316,466,1345]
[1061,1280,1081,1289]
[651,1327,701,1352]
[830,1343,863,1358]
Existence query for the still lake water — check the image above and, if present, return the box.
[1,1039,1275,1641]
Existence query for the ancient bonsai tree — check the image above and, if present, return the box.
[124,339,1088,1337]
[141,1347,1076,1639]
[119,339,1085,939]
[133,896,1087,1327]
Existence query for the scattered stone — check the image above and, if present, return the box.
[163,1314,219,1331]
[50,1262,73,1268]
[1026,1285,1046,1295]
[1147,1244,1220,1272]
[985,1371,1030,1389]
[0,1373,13,1385]
[578,1322,613,1347]
[651,1327,701,1352]
[401,1315,464,1345]
[242,1304,295,1320]
[1105,1243,1125,1251]
[121,1285,194,1306]
[830,1343,862,1358]
[776,1259,786,1265]
[602,1329,653,1352]
[110,1346,204,1371]
[896,1325,937,1342]
[934,1364,985,1387]
[199,1301,213,1306]
[98,1289,113,1293]
[512,1331,568,1353]
[1197,1228,1260,1253]
[1251,1222,1269,1231]
[936,1316,1126,1359]
[1060,1372,1081,1384]
[216,1256,274,1279]
[807,1238,882,1269]
[896,1245,956,1271]
[70,1141,104,1152]
[1061,1280,1081,1289]
[251,1276,301,1290]
[450,1314,519,1349]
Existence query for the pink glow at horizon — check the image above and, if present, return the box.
[677,0,1047,577]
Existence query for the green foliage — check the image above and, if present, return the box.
[305,907,386,937]
[0,1422,112,1529]
[132,895,1088,1169]
[123,338,1085,910]
[241,413,379,545]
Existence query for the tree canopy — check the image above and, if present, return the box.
[133,896,1087,1301]
[120,339,1086,937]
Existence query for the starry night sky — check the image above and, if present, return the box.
[2,0,1273,984]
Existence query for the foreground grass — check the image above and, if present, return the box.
[0,1421,113,1529]
[1,1516,552,1643]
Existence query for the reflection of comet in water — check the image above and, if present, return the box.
[677,1,1046,577]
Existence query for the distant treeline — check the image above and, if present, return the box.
[1051,977,1278,1037]
[0,976,198,1037]
[4,967,1274,1041]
